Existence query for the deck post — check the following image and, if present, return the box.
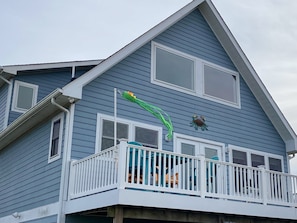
[118,139,128,189]
[67,160,76,199]
[113,206,124,223]
[260,166,268,205]
[199,155,206,198]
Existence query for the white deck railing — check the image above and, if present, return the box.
[68,141,297,207]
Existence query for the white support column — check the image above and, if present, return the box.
[260,166,268,205]
[199,155,206,198]
[67,160,76,200]
[118,140,128,189]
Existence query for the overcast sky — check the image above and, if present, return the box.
[1,0,297,171]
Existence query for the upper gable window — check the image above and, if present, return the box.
[204,64,238,104]
[151,42,240,108]
[155,47,195,91]
[12,80,38,113]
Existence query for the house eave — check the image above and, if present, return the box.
[0,89,78,151]
[200,0,297,154]
[0,71,15,87]
[2,59,102,73]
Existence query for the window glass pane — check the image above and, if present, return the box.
[52,120,61,139]
[232,150,247,165]
[101,120,128,150]
[269,157,282,172]
[251,154,265,167]
[181,143,195,156]
[50,119,61,157]
[205,147,218,159]
[135,127,158,148]
[204,65,237,103]
[102,120,128,139]
[156,47,194,90]
[17,85,34,109]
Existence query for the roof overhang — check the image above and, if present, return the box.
[0,70,15,87]
[0,89,78,151]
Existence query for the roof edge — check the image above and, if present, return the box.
[62,0,204,99]
[0,89,67,151]
[200,0,297,154]
[2,59,102,73]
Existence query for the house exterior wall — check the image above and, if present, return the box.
[70,9,286,168]
[0,118,63,218]
[7,65,94,125]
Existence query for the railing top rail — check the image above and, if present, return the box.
[72,145,118,165]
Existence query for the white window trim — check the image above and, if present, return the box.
[202,62,241,107]
[228,144,284,172]
[151,42,198,95]
[48,114,64,163]
[12,80,38,113]
[95,113,163,153]
[173,133,226,160]
[151,41,241,108]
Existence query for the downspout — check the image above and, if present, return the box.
[51,97,73,223]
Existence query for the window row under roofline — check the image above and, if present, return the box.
[151,41,241,109]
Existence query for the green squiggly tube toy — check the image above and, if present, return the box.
[121,91,173,140]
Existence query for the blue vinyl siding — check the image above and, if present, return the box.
[8,66,93,124]
[0,84,8,131]
[0,118,62,217]
[71,9,286,169]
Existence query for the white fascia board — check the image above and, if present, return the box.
[62,0,204,99]
[201,0,297,153]
[2,59,102,73]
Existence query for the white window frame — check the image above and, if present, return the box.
[48,114,64,163]
[229,145,284,172]
[151,42,197,94]
[12,80,38,113]
[151,41,240,108]
[173,133,225,160]
[202,62,240,107]
[95,114,162,153]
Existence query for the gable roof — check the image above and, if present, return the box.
[61,0,297,154]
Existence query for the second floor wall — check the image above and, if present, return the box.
[70,9,287,170]
[0,64,96,132]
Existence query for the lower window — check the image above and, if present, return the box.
[48,114,64,163]
[97,114,162,152]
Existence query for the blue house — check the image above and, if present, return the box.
[1,0,297,222]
